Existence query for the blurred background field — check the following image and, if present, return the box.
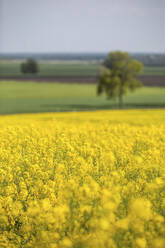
[1,53,165,78]
[0,81,165,114]
[1,60,165,77]
[0,53,165,115]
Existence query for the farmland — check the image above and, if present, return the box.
[0,56,165,248]
[0,81,165,114]
[0,109,165,247]
[0,61,100,77]
[0,60,165,77]
[1,0,165,246]
[1,60,165,88]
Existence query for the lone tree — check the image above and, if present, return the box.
[97,51,143,108]
[21,59,39,74]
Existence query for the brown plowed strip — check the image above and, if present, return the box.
[0,75,165,86]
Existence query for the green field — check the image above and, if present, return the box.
[0,61,165,77]
[0,61,99,77]
[0,81,165,114]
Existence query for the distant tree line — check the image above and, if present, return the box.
[132,54,165,66]
[1,53,165,65]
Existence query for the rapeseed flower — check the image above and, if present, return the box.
[0,109,164,247]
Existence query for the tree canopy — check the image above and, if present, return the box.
[97,51,143,108]
[21,59,39,74]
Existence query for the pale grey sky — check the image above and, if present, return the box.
[0,0,165,53]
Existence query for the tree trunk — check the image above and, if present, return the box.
[119,94,123,109]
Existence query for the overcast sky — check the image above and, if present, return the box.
[0,0,165,53]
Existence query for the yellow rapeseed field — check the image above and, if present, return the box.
[0,110,165,248]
